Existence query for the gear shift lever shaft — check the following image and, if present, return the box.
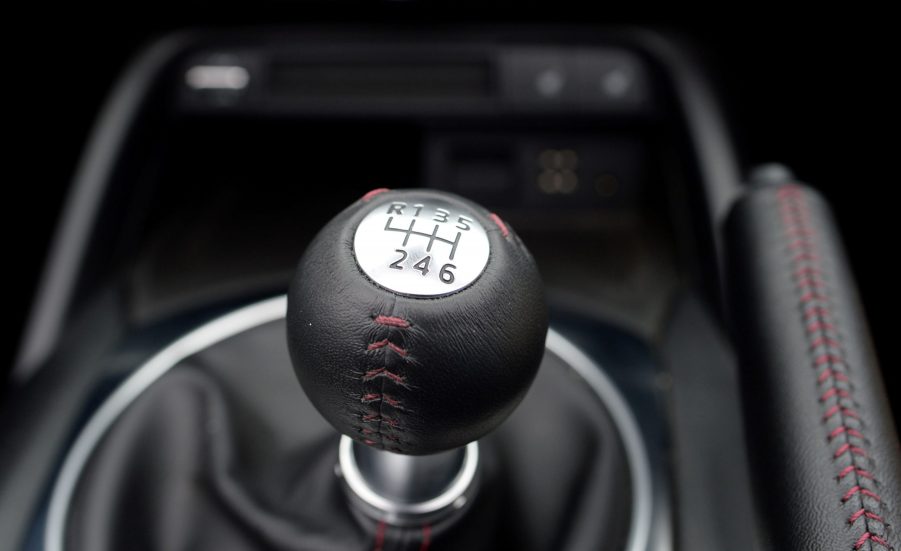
[287,188,547,523]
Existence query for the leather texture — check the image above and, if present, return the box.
[64,317,631,551]
[726,183,900,550]
[287,189,548,455]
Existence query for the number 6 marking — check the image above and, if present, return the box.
[440,263,456,284]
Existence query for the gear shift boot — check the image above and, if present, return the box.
[60,313,634,551]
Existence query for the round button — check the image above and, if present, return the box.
[353,198,490,296]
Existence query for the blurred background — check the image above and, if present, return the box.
[5,2,896,407]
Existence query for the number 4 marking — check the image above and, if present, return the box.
[413,256,431,276]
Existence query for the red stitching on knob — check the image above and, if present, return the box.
[420,524,432,551]
[359,312,414,452]
[373,315,411,328]
[361,413,399,427]
[367,339,408,356]
[360,393,404,409]
[489,212,510,237]
[361,188,390,202]
[363,367,407,385]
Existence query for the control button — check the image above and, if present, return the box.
[353,198,491,296]
[574,50,647,107]
[181,52,255,107]
[534,67,566,98]
[501,51,570,106]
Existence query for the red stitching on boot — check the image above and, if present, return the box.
[420,524,432,551]
[373,520,386,551]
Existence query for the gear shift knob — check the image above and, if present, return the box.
[287,188,547,456]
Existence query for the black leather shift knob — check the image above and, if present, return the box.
[287,188,547,455]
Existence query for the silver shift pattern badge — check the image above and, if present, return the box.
[353,199,491,296]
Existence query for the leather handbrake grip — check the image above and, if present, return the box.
[726,182,900,550]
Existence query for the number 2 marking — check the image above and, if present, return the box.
[389,249,407,270]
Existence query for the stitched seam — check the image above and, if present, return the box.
[372,520,386,551]
[359,305,412,453]
[488,212,510,237]
[777,185,891,550]
[361,188,390,202]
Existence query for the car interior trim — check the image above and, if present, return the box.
[44,295,655,551]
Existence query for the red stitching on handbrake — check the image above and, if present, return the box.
[834,444,868,459]
[843,485,882,502]
[839,467,875,481]
[818,369,850,383]
[777,186,890,549]
[854,533,890,550]
[819,388,850,401]
[849,509,884,524]
[829,426,865,441]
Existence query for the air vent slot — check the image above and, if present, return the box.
[267,60,493,100]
